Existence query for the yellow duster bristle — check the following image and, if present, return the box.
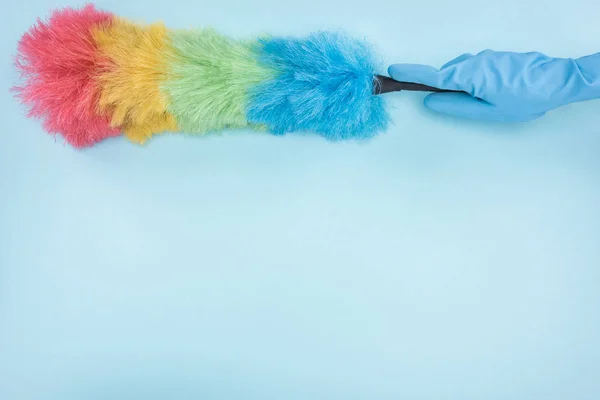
[93,18,177,143]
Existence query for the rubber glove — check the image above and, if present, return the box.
[388,51,600,122]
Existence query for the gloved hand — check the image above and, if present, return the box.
[388,51,600,122]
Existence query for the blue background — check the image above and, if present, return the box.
[1,1,600,399]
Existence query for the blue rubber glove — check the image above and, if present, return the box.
[388,51,600,122]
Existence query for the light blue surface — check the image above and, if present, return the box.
[1,1,599,399]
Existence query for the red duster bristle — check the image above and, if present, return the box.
[13,4,120,148]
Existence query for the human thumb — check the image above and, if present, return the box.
[423,92,545,122]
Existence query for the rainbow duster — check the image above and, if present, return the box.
[14,4,390,147]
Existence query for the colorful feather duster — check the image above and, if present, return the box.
[13,4,446,147]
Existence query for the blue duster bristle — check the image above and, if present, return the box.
[247,31,389,140]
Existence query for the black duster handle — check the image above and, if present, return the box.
[373,74,464,95]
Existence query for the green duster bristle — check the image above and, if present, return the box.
[164,28,274,134]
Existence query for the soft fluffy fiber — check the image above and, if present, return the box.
[247,31,389,140]
[93,19,177,144]
[13,4,120,147]
[164,28,274,133]
[14,6,392,146]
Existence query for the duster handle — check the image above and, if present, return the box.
[373,74,464,95]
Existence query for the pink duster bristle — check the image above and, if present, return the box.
[13,4,119,148]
